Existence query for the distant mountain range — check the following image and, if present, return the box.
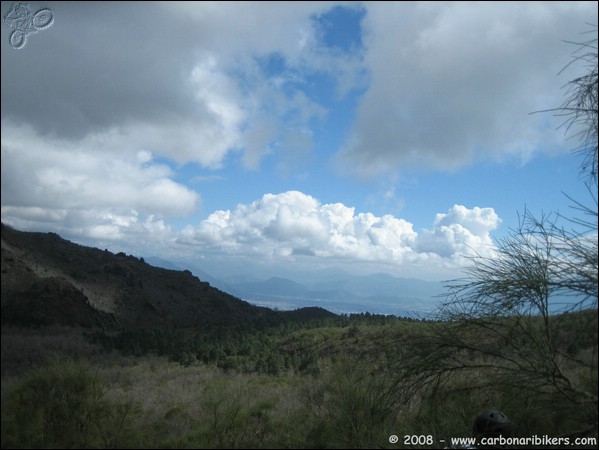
[224,274,443,317]
[146,257,446,317]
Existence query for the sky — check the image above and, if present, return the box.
[1,1,597,283]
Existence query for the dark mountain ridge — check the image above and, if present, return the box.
[1,223,335,330]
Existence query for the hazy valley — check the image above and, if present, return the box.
[146,256,444,317]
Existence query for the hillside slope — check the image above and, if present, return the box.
[1,223,291,330]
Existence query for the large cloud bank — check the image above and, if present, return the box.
[2,2,591,278]
[181,191,500,265]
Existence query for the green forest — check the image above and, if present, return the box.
[1,305,597,448]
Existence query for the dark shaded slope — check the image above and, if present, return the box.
[1,223,281,330]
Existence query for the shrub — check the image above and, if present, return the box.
[1,359,137,448]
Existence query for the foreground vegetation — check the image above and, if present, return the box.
[1,309,596,449]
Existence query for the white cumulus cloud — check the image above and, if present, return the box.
[181,191,499,268]
[338,1,597,176]
[1,121,199,240]
[416,205,500,260]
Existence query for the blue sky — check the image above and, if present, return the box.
[1,1,597,282]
